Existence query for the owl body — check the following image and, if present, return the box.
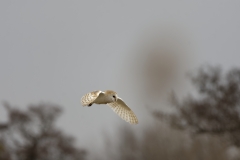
[81,90,117,106]
[93,92,114,104]
[81,90,138,124]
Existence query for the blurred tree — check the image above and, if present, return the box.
[103,124,228,160]
[117,126,140,160]
[101,65,240,160]
[0,103,87,160]
[154,65,240,146]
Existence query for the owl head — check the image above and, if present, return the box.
[105,90,118,102]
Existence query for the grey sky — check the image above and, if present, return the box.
[1,0,240,151]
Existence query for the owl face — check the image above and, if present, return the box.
[108,93,118,102]
[105,90,118,102]
[112,94,118,102]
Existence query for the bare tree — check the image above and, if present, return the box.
[103,124,228,160]
[100,65,239,160]
[154,65,240,146]
[0,103,87,160]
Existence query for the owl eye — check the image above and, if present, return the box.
[113,96,116,98]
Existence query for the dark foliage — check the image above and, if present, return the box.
[0,103,87,160]
[154,66,240,146]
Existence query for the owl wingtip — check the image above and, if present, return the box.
[129,120,138,125]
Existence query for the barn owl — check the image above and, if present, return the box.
[81,90,138,124]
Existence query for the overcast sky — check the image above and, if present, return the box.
[1,0,240,152]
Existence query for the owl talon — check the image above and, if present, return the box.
[88,103,92,107]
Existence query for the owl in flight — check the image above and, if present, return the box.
[81,90,138,124]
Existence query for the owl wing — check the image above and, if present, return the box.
[81,90,103,106]
[107,98,138,124]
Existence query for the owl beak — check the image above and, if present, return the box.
[115,96,118,102]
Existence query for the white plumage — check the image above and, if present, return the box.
[81,90,138,124]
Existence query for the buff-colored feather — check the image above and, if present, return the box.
[81,91,102,106]
[81,90,138,124]
[107,98,138,124]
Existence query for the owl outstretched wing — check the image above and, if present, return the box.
[81,90,103,106]
[107,98,138,124]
